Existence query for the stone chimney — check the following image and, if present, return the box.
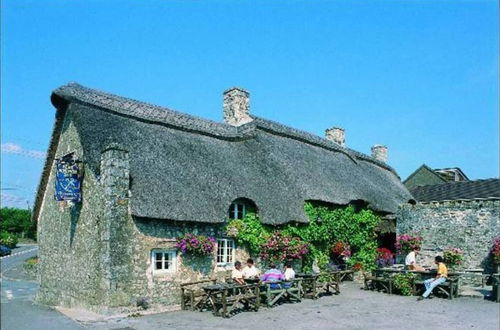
[223,87,252,126]
[371,144,388,163]
[325,127,345,147]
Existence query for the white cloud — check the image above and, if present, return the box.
[0,193,29,208]
[1,142,46,159]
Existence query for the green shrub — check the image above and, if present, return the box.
[393,273,416,296]
[0,207,36,240]
[0,231,18,248]
[226,213,271,255]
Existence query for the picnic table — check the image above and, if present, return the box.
[296,272,340,299]
[199,282,260,318]
[373,268,460,299]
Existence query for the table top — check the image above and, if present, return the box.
[377,268,460,276]
[202,283,234,291]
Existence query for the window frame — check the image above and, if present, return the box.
[151,249,177,274]
[229,202,246,220]
[216,238,235,267]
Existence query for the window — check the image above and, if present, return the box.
[151,249,176,274]
[217,239,235,266]
[229,203,246,219]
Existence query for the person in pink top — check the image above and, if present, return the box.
[260,262,285,289]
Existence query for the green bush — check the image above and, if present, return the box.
[0,231,18,248]
[226,213,271,255]
[0,207,36,240]
[393,273,416,296]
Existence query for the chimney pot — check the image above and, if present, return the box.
[223,87,252,126]
[325,127,345,147]
[371,144,388,163]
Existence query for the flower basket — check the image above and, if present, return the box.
[376,248,394,268]
[443,248,464,270]
[490,236,500,271]
[331,241,352,258]
[175,233,216,256]
[395,234,422,254]
[260,231,308,263]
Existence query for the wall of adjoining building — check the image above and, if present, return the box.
[397,200,500,272]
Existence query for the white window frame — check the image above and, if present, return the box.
[151,249,177,274]
[229,203,246,220]
[217,238,235,266]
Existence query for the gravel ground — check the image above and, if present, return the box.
[84,282,500,330]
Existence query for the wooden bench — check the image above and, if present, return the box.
[363,272,392,294]
[203,283,260,318]
[260,279,303,307]
[336,269,355,282]
[317,272,340,296]
[413,276,459,299]
[180,278,217,311]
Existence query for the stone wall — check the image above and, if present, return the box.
[37,106,107,310]
[397,200,500,272]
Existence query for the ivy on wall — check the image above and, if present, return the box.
[226,202,381,271]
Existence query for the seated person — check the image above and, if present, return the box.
[260,262,285,289]
[231,261,245,285]
[405,248,425,271]
[418,256,448,301]
[282,261,295,289]
[284,261,295,280]
[242,258,260,279]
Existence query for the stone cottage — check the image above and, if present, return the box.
[397,178,500,270]
[33,83,412,312]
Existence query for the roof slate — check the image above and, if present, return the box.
[410,179,500,202]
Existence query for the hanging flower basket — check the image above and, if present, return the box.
[443,248,464,269]
[331,241,351,258]
[175,233,216,256]
[395,234,422,254]
[376,248,394,267]
[260,231,308,262]
[490,236,500,271]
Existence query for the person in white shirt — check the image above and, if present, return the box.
[284,261,295,280]
[231,261,245,285]
[242,258,260,279]
[405,249,424,271]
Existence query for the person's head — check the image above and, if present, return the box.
[413,248,419,254]
[235,261,242,270]
[269,262,276,269]
[246,258,254,267]
[435,256,444,264]
[285,261,292,269]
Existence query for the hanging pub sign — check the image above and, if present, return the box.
[54,153,82,202]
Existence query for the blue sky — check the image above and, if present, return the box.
[1,0,498,209]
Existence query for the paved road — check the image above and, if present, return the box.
[1,245,83,330]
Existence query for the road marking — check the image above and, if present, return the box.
[0,247,37,260]
[5,290,13,300]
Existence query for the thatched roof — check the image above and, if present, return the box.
[34,83,413,225]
